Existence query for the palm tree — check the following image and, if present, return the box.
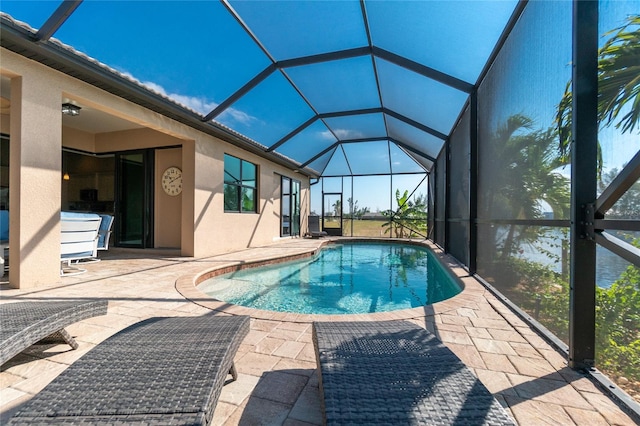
[332,199,341,218]
[382,190,427,238]
[478,114,570,266]
[556,15,640,157]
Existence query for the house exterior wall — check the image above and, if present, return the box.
[6,62,62,287]
[0,48,310,289]
[155,147,182,248]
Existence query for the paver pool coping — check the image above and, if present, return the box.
[176,238,489,323]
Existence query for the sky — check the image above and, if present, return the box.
[0,1,515,163]
[1,0,638,215]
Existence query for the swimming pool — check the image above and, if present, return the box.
[198,242,461,315]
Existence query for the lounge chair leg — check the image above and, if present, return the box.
[229,362,238,382]
[41,329,79,350]
[60,261,88,276]
[57,328,79,349]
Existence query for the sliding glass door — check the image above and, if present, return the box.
[115,150,154,248]
[281,176,300,237]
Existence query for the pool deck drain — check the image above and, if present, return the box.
[0,237,636,425]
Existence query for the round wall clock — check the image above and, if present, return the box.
[161,166,182,196]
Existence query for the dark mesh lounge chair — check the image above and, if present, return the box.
[313,320,516,425]
[308,215,328,238]
[9,314,250,425]
[0,300,108,366]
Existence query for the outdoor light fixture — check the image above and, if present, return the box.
[61,103,81,116]
[63,172,70,181]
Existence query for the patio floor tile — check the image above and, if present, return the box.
[272,341,306,359]
[475,369,519,397]
[440,313,473,326]
[508,356,564,380]
[479,352,518,374]
[288,382,323,425]
[1,238,636,425]
[236,352,280,376]
[254,337,287,355]
[223,398,290,426]
[211,401,238,426]
[507,374,593,410]
[218,373,261,406]
[436,329,474,345]
[295,343,317,363]
[580,392,638,425]
[505,395,575,425]
[470,317,516,330]
[252,371,309,405]
[472,337,518,356]
[487,328,528,343]
[564,406,609,426]
[466,326,492,339]
[445,342,487,369]
[273,359,316,376]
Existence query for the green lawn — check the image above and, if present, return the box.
[342,219,389,237]
[321,218,427,237]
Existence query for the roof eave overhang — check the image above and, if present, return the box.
[0,15,319,178]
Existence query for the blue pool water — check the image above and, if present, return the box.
[199,242,461,314]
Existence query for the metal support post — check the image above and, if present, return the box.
[469,93,478,273]
[568,0,598,370]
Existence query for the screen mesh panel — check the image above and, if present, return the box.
[477,1,571,222]
[448,106,471,265]
[229,0,367,60]
[62,1,272,106]
[365,0,518,83]
[217,72,315,146]
[475,0,572,343]
[434,149,446,248]
[477,224,570,343]
[376,58,469,135]
[1,1,520,179]
[276,121,337,165]
[285,56,380,114]
[594,0,640,400]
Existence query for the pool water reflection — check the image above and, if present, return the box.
[199,242,461,314]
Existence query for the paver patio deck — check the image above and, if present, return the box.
[0,238,637,425]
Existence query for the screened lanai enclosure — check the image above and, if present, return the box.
[1,0,639,415]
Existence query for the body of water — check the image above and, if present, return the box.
[512,229,633,288]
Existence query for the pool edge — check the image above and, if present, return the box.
[175,237,484,323]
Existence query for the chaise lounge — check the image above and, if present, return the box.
[307,215,328,238]
[313,320,516,425]
[0,300,109,366]
[9,314,250,425]
[73,213,115,264]
[60,212,102,276]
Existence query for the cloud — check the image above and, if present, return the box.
[218,108,258,126]
[319,130,336,140]
[319,128,364,140]
[140,80,217,116]
[118,70,257,124]
[168,93,218,116]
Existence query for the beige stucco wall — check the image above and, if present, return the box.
[94,128,182,152]
[3,62,63,287]
[155,148,182,248]
[193,138,310,256]
[0,48,310,288]
[63,126,96,151]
